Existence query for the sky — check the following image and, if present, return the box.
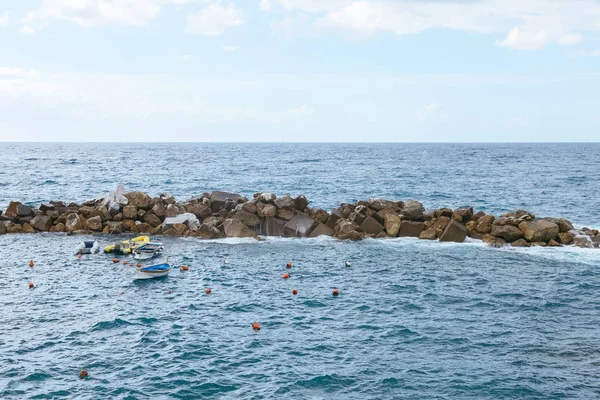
[0,0,599,142]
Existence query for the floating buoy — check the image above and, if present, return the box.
[119,292,124,296]
[205,288,211,294]
[77,253,82,259]
[137,263,142,267]
[168,290,173,294]
[345,261,351,267]
[252,322,260,331]
[79,370,88,379]
[112,258,119,263]
[286,262,292,268]
[282,273,290,279]
[292,288,298,295]
[223,259,229,265]
[332,288,339,296]
[29,260,34,268]
[122,261,128,265]
[180,265,189,271]
[128,263,134,267]
[28,282,35,288]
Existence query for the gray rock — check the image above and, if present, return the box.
[256,192,276,203]
[490,224,523,242]
[256,217,287,236]
[518,220,559,243]
[223,219,257,238]
[308,223,334,238]
[359,216,384,235]
[125,192,151,209]
[294,195,309,211]
[326,209,343,229]
[283,214,316,237]
[16,204,34,217]
[122,205,138,219]
[85,216,103,232]
[210,191,243,212]
[232,211,260,227]
[439,220,467,242]
[275,195,295,210]
[31,215,52,231]
[398,221,426,237]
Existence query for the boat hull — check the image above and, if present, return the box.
[133,251,161,260]
[134,263,171,280]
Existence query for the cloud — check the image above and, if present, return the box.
[186,2,245,36]
[273,0,600,50]
[20,25,36,35]
[0,67,39,80]
[259,0,270,11]
[222,45,239,52]
[179,54,192,61]
[0,11,10,27]
[284,105,314,117]
[416,103,442,121]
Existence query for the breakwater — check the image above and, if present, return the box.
[0,186,598,248]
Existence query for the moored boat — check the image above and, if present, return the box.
[74,240,100,255]
[104,236,150,254]
[133,243,164,260]
[135,262,171,279]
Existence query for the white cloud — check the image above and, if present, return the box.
[222,45,239,52]
[0,67,40,80]
[284,105,314,117]
[0,11,10,27]
[416,103,442,121]
[20,25,36,35]
[259,0,270,11]
[179,54,192,61]
[186,2,245,36]
[273,0,600,50]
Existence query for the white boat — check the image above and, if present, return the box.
[135,262,172,279]
[133,242,164,260]
[74,240,100,255]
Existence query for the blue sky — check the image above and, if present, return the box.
[0,0,599,142]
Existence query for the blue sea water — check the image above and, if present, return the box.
[1,143,600,399]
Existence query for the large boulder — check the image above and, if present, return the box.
[0,221,5,235]
[30,215,53,231]
[131,222,154,234]
[85,216,103,232]
[50,222,65,233]
[510,238,530,247]
[223,219,257,238]
[368,198,395,212]
[143,212,162,227]
[257,203,277,218]
[256,192,276,204]
[556,218,574,233]
[308,223,334,238]
[122,205,138,220]
[21,223,36,234]
[151,203,167,218]
[125,192,151,209]
[402,206,424,221]
[232,211,260,227]
[453,207,473,223]
[482,234,506,247]
[474,214,494,234]
[439,220,467,242]
[490,224,523,242]
[16,204,34,217]
[359,216,384,235]
[165,204,180,218]
[429,216,451,236]
[326,209,343,229]
[313,209,329,224]
[283,214,316,237]
[105,221,124,234]
[210,191,243,212]
[4,201,21,219]
[419,228,437,240]
[256,217,287,236]
[294,195,309,211]
[518,220,559,243]
[241,202,257,214]
[65,213,83,232]
[398,221,426,237]
[276,208,295,221]
[275,195,295,210]
[557,232,574,244]
[383,213,401,236]
[5,222,23,233]
[337,230,365,241]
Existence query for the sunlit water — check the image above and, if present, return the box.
[1,143,600,399]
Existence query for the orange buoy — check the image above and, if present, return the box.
[286,262,292,268]
[282,273,290,279]
[79,370,88,379]
[292,288,298,295]
[112,258,119,263]
[123,261,128,265]
[137,263,142,267]
[252,322,260,331]
[332,288,339,296]
[29,260,34,267]
[205,288,211,294]
[28,282,35,288]
[77,253,82,259]
[180,265,189,271]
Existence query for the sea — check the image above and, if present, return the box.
[1,143,599,399]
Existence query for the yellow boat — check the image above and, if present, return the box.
[104,236,150,254]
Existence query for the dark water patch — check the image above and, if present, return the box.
[90,318,136,332]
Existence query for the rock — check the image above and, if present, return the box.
[402,206,424,221]
[151,203,166,218]
[490,224,523,242]
[276,208,295,221]
[548,239,561,247]
[383,213,402,237]
[466,220,477,232]
[518,220,559,243]
[223,219,257,238]
[423,210,436,221]
[4,201,21,219]
[515,210,535,220]
[91,205,110,221]
[359,216,384,235]
[165,204,180,218]
[16,204,34,217]
[85,216,103,231]
[556,218,575,233]
[232,211,260,227]
[308,223,334,238]
[122,219,136,231]
[376,231,390,239]
[131,222,153,234]
[257,203,277,218]
[368,199,395,212]
[122,205,138,220]
[210,191,243,212]
[256,192,276,203]
[0,221,5,235]
[283,214,316,237]
[31,215,52,231]
[510,238,530,247]
[474,214,494,234]
[143,212,162,227]
[256,217,287,236]
[439,220,467,243]
[196,224,219,239]
[21,223,36,234]
[398,221,426,237]
[438,208,453,218]
[326,209,343,229]
[453,207,474,223]
[137,209,146,219]
[105,221,123,234]
[294,195,309,211]
[313,209,329,224]
[348,211,366,226]
[39,203,54,212]
[224,199,237,211]
[419,228,437,240]
[5,222,23,233]
[572,236,593,248]
[18,216,33,225]
[337,230,365,241]
[125,192,151,209]
[241,202,257,214]
[275,195,295,210]
[65,213,83,232]
[429,216,451,236]
[557,232,574,244]
[50,222,65,233]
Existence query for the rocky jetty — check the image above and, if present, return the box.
[0,186,598,249]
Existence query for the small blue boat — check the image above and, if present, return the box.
[135,262,171,280]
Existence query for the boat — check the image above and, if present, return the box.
[135,262,172,279]
[74,240,100,255]
[104,236,150,254]
[133,242,164,260]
